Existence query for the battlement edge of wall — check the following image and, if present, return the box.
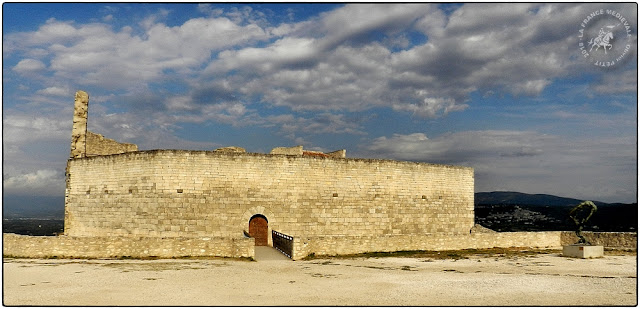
[67,148,474,171]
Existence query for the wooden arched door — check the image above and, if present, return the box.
[249,215,268,246]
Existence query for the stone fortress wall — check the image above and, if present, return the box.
[64,150,475,243]
[4,231,635,259]
[5,90,634,260]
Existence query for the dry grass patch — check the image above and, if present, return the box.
[303,247,564,260]
[304,247,636,261]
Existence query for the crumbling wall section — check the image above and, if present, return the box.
[86,131,137,156]
[326,149,346,158]
[270,145,304,156]
[68,90,137,158]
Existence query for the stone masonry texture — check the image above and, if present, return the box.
[5,231,636,259]
[270,145,304,156]
[70,90,88,159]
[64,150,475,243]
[292,232,563,260]
[560,231,637,250]
[3,233,253,259]
[86,131,137,156]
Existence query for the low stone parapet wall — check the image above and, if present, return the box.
[292,232,562,260]
[560,232,637,250]
[7,232,632,260]
[2,234,254,259]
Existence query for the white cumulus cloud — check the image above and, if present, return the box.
[3,169,66,196]
[13,59,46,74]
[36,86,71,97]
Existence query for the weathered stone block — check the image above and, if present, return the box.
[270,145,303,156]
[563,245,604,258]
[214,146,246,153]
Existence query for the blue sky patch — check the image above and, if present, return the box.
[2,3,637,203]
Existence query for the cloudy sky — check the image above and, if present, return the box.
[3,3,638,204]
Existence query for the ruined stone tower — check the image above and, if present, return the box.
[67,90,137,158]
[70,90,89,159]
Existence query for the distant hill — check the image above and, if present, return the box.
[475,191,610,207]
[3,195,65,219]
[474,191,637,232]
[2,218,64,236]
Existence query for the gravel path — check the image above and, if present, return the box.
[3,253,636,306]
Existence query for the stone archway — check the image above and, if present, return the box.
[241,207,276,246]
[248,214,269,246]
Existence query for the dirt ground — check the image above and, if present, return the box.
[3,250,637,306]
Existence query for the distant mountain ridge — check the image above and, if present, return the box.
[474,191,636,232]
[475,191,613,207]
[3,195,65,219]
